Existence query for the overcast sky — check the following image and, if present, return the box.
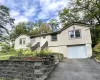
[0,0,69,24]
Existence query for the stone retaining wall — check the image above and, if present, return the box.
[0,60,55,80]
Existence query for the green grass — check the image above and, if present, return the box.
[0,54,15,60]
[0,78,5,80]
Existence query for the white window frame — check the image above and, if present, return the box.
[19,38,26,45]
[68,29,81,39]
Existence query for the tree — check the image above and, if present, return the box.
[59,0,100,25]
[75,0,100,25]
[0,5,14,41]
[59,0,100,46]
[59,8,81,27]
[10,21,51,40]
[48,19,59,32]
[10,22,35,40]
[38,23,51,34]
[35,19,43,27]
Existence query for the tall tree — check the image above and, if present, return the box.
[0,5,14,41]
[59,0,100,46]
[10,22,34,40]
[59,0,100,25]
[59,8,80,27]
[48,19,59,32]
[10,21,51,40]
[39,23,51,34]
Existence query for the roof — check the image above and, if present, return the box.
[30,22,90,38]
[15,34,30,40]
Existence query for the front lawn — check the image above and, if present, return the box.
[0,54,15,60]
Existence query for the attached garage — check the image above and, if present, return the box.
[67,45,87,58]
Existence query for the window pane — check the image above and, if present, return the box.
[23,39,25,44]
[69,31,74,38]
[20,39,22,44]
[75,30,80,38]
[43,36,46,38]
[19,38,26,44]
[52,34,57,41]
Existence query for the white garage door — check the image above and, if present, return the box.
[68,45,87,58]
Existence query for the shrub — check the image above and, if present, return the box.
[35,49,52,57]
[22,49,34,57]
[1,44,11,53]
[96,54,100,60]
[15,49,24,57]
[93,43,100,53]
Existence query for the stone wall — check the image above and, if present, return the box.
[0,60,55,80]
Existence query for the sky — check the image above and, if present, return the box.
[0,0,69,25]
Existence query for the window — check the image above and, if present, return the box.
[69,30,81,39]
[19,38,26,44]
[75,30,81,38]
[31,38,35,42]
[51,34,57,41]
[43,36,46,39]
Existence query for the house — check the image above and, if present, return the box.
[14,23,92,58]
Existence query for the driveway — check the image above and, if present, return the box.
[47,59,100,80]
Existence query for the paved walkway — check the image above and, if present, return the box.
[47,59,100,80]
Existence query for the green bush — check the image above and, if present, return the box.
[96,54,100,60]
[35,49,52,57]
[93,43,100,53]
[22,49,34,57]
[0,43,15,55]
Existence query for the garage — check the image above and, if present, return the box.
[67,45,87,58]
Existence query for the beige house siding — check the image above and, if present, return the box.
[48,25,92,57]
[14,35,30,49]
[58,25,92,46]
[48,46,68,57]
[14,24,92,58]
[86,43,92,57]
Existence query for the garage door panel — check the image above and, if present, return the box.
[68,45,87,58]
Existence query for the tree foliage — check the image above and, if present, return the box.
[59,0,100,46]
[48,19,60,32]
[10,21,52,40]
[0,5,14,42]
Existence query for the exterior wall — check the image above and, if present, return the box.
[47,34,60,47]
[48,44,92,58]
[31,36,48,47]
[48,46,68,57]
[14,35,30,49]
[14,25,92,58]
[86,43,92,58]
[58,25,92,46]
[31,37,41,46]
[48,25,92,58]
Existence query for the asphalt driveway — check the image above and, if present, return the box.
[47,59,100,80]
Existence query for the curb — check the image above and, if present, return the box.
[44,63,59,80]
[95,58,100,63]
